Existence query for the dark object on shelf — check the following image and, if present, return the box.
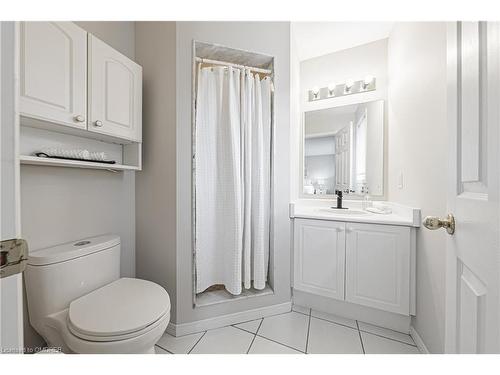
[34,152,116,164]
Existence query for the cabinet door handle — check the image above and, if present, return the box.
[346,227,354,233]
[94,120,103,127]
[74,115,85,122]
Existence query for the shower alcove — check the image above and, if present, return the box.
[192,41,275,307]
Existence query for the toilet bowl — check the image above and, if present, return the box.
[25,235,170,354]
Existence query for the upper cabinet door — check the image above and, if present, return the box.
[345,223,410,315]
[88,35,142,142]
[293,219,346,300]
[19,22,87,129]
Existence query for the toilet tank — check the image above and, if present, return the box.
[24,235,121,331]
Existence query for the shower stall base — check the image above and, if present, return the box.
[195,283,273,307]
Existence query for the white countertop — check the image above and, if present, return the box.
[290,199,421,227]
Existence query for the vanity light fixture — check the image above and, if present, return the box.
[308,76,376,102]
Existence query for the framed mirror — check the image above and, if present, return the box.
[302,100,384,198]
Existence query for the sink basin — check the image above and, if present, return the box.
[319,208,368,215]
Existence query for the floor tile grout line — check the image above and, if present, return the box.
[231,317,264,327]
[155,344,174,354]
[254,333,305,354]
[246,319,264,354]
[359,322,413,337]
[255,318,264,336]
[304,308,312,354]
[292,310,310,317]
[356,321,365,354]
[233,325,259,335]
[359,330,418,347]
[309,315,359,331]
[187,331,207,354]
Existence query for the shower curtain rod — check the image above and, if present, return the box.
[195,57,272,75]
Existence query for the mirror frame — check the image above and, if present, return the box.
[299,100,386,200]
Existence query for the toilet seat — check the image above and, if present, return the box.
[68,278,170,342]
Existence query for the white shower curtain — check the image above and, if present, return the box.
[195,65,271,295]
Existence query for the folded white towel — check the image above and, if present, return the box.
[38,147,108,162]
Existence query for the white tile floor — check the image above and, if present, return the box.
[154,305,421,354]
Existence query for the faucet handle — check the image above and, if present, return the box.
[335,190,343,197]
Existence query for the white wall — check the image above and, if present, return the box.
[175,22,291,325]
[290,26,301,202]
[21,21,137,350]
[134,22,178,322]
[297,39,388,199]
[387,22,447,353]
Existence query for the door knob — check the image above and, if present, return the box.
[423,214,455,235]
[74,115,85,122]
[94,120,103,127]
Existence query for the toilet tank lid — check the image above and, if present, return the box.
[28,235,120,266]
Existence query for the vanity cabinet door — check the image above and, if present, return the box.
[88,35,142,141]
[345,223,410,315]
[293,219,345,300]
[19,22,87,129]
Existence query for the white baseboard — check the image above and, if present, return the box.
[410,326,430,354]
[166,301,292,337]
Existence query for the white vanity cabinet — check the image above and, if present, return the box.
[88,35,142,142]
[345,223,411,315]
[19,22,88,129]
[293,215,415,317]
[294,219,346,300]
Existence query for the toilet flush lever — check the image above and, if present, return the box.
[423,214,455,235]
[0,239,28,278]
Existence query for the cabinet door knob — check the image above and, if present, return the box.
[74,115,85,122]
[94,120,103,127]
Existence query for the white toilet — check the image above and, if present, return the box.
[24,235,170,354]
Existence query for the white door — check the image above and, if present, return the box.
[88,35,142,142]
[345,223,410,315]
[1,21,24,354]
[441,21,500,353]
[293,219,345,300]
[19,22,87,129]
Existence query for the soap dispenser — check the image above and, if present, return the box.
[362,186,372,210]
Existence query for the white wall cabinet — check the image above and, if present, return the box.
[294,219,346,300]
[19,22,87,129]
[88,35,142,142]
[345,223,410,315]
[19,22,142,143]
[293,218,413,316]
